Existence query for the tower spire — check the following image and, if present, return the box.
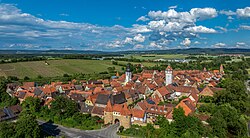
[125,63,132,83]
[165,65,173,85]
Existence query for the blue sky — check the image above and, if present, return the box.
[0,0,250,51]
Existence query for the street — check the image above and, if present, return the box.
[38,120,120,138]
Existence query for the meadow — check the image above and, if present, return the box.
[0,59,124,79]
[0,59,158,79]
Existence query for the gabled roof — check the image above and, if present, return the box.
[17,91,26,99]
[131,108,145,118]
[80,102,94,114]
[166,65,173,70]
[156,86,170,96]
[75,85,83,91]
[176,98,196,116]
[22,82,35,89]
[111,92,126,105]
[167,85,199,94]
[91,106,104,116]
[69,93,85,102]
[95,94,109,105]
[104,100,113,112]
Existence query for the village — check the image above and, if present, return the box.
[3,64,225,129]
[3,65,224,128]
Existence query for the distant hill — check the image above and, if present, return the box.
[0,48,250,55]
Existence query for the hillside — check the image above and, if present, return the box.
[0,59,123,79]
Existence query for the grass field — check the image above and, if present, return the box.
[0,59,124,79]
[117,61,157,67]
[124,54,187,60]
[0,59,158,79]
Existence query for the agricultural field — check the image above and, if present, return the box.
[0,59,158,79]
[117,60,158,67]
[124,54,187,60]
[0,59,124,79]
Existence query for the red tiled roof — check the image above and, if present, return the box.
[104,100,113,112]
[167,85,199,94]
[166,65,173,70]
[131,108,145,118]
[176,97,196,116]
[156,86,170,96]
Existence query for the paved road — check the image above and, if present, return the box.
[38,120,120,138]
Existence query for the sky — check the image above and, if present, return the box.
[0,0,250,51]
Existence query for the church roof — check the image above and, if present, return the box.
[166,65,173,70]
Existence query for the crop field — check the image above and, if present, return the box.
[0,59,158,79]
[124,54,187,60]
[0,59,125,79]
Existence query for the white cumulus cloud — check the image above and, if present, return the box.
[133,34,145,42]
[185,26,217,33]
[190,8,217,20]
[181,38,191,47]
[236,7,250,18]
[213,42,226,48]
[136,16,149,22]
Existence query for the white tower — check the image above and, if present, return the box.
[125,64,132,83]
[165,65,173,85]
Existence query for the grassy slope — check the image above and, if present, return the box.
[0,59,124,78]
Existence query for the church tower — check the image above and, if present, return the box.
[165,65,173,85]
[220,64,224,74]
[203,67,207,72]
[125,64,132,83]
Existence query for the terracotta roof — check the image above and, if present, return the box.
[142,73,153,79]
[120,103,131,116]
[23,82,35,89]
[189,92,199,104]
[131,108,145,118]
[167,85,199,94]
[112,103,131,116]
[176,98,196,116]
[166,65,173,70]
[156,86,170,96]
[93,87,104,93]
[104,100,113,112]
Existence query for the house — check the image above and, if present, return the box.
[91,94,109,118]
[176,98,196,116]
[79,102,94,114]
[152,86,171,101]
[167,85,199,100]
[131,108,146,125]
[199,86,224,97]
[0,105,22,122]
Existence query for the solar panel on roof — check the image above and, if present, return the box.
[146,98,155,104]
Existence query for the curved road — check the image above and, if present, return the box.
[38,120,120,138]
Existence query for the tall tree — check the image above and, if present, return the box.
[15,111,41,138]
[0,122,15,138]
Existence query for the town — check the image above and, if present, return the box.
[2,63,225,129]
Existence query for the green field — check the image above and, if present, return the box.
[0,59,125,79]
[0,59,159,79]
[124,54,187,60]
[117,60,157,67]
